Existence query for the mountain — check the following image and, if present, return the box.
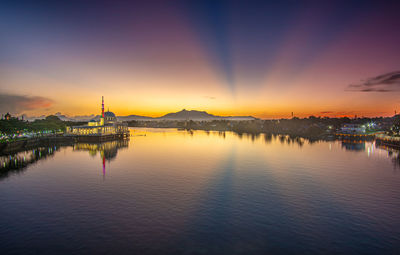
[52,112,96,122]
[158,109,256,121]
[117,115,154,121]
[72,114,97,122]
[23,114,46,121]
[22,110,257,122]
[159,109,217,120]
[54,112,73,121]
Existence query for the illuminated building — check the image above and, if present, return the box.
[4,112,11,120]
[66,97,129,140]
[340,124,366,134]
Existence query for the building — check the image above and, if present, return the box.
[4,112,11,120]
[66,97,129,140]
[340,124,366,134]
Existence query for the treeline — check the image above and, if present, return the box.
[0,115,85,134]
[128,115,397,138]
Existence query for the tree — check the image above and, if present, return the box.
[391,117,400,135]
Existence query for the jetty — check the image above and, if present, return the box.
[375,134,400,148]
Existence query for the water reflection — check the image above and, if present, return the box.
[73,139,129,162]
[2,128,400,254]
[173,149,237,253]
[338,139,400,169]
[392,152,400,169]
[0,139,129,180]
[266,134,306,147]
[375,144,400,170]
[179,129,400,170]
[182,130,312,147]
[73,139,129,177]
[0,146,59,180]
[341,140,366,151]
[1,130,400,181]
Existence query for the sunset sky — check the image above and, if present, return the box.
[1,0,400,118]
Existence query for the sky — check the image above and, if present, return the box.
[1,0,400,119]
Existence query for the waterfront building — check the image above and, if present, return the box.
[336,123,373,141]
[66,97,129,139]
[4,112,11,120]
[340,124,366,134]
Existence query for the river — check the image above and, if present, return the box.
[1,128,400,254]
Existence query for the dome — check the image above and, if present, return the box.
[104,111,116,118]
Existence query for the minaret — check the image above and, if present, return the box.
[100,96,105,126]
[102,96,105,117]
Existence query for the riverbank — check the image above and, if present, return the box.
[132,124,337,141]
[128,119,379,141]
[0,135,74,155]
[376,134,400,148]
[0,132,131,155]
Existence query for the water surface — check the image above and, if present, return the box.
[1,128,400,254]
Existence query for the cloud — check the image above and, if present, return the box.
[204,96,216,100]
[320,111,333,114]
[347,70,400,92]
[0,94,54,114]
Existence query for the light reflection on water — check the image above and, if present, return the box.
[1,128,400,254]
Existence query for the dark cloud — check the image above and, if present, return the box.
[0,94,53,114]
[347,71,400,92]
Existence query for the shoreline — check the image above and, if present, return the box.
[0,134,131,156]
[0,135,74,155]
[2,127,400,155]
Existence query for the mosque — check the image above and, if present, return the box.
[66,97,129,140]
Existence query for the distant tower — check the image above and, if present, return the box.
[100,96,105,126]
[291,112,294,118]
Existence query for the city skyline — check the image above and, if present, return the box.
[1,0,400,118]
